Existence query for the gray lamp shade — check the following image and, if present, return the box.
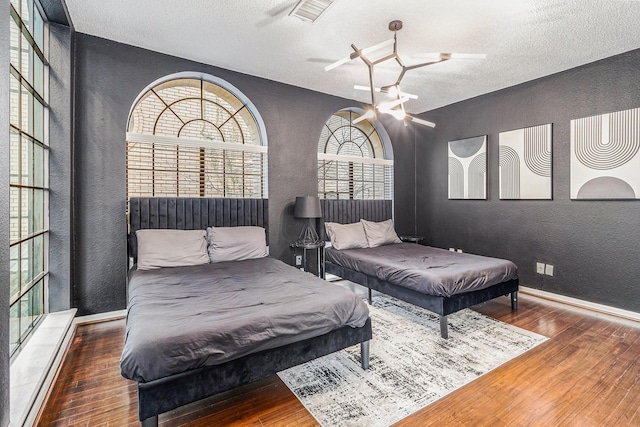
[294,196,322,218]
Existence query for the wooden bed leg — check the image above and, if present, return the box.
[440,315,449,339]
[368,287,372,305]
[361,340,370,370]
[511,291,518,310]
[141,415,158,427]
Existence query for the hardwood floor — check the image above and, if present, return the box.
[38,292,640,426]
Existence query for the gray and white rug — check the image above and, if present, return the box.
[278,296,547,427]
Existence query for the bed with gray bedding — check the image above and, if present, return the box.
[325,243,518,298]
[320,199,519,340]
[121,257,370,383]
[123,197,373,427]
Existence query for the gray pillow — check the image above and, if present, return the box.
[361,219,401,248]
[136,229,209,270]
[324,221,369,250]
[207,226,267,263]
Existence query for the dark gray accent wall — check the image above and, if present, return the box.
[381,118,417,235]
[1,0,11,423]
[48,22,73,311]
[414,49,640,312]
[72,34,415,314]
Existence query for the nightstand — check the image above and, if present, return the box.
[290,241,325,278]
[400,235,424,244]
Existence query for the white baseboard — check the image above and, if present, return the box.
[74,309,127,325]
[520,286,640,323]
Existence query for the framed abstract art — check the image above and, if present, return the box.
[448,136,487,200]
[499,124,552,200]
[571,107,640,199]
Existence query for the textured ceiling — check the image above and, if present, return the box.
[64,0,640,114]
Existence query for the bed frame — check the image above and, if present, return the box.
[127,197,372,426]
[320,199,518,339]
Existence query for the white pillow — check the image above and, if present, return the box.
[361,219,401,248]
[136,229,209,270]
[207,226,267,263]
[324,222,369,250]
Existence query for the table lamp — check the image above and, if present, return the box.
[294,196,322,245]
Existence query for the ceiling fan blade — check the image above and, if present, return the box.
[408,116,436,128]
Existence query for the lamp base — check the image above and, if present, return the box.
[296,219,321,246]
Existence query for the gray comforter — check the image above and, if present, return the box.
[120,257,369,382]
[326,243,518,297]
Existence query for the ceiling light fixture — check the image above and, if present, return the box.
[326,20,485,128]
[290,0,338,23]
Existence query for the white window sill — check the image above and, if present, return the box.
[10,309,76,427]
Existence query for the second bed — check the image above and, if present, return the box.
[321,199,519,339]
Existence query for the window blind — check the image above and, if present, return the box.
[126,133,267,200]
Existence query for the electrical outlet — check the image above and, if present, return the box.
[536,262,545,274]
[449,248,455,251]
[456,249,463,253]
[295,255,303,266]
[545,264,554,276]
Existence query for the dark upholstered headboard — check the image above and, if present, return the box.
[319,199,393,239]
[128,197,268,261]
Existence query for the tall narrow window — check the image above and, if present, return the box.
[318,110,393,199]
[126,76,267,204]
[9,0,49,356]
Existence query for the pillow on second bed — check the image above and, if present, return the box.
[207,226,267,263]
[136,229,209,270]
[361,219,402,248]
[324,221,369,250]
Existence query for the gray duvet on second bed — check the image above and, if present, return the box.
[120,257,369,383]
[326,243,518,298]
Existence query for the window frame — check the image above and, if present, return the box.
[318,109,394,200]
[125,73,268,204]
[9,0,50,358]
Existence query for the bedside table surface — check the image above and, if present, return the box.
[399,235,424,243]
[291,241,326,249]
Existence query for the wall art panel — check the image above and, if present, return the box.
[499,124,552,199]
[448,136,487,200]
[571,107,640,199]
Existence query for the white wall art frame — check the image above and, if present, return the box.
[448,135,487,200]
[499,124,552,200]
[571,107,640,199]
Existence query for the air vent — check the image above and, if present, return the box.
[290,0,337,23]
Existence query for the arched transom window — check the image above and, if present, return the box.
[318,110,393,199]
[126,76,267,202]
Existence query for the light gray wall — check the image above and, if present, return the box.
[415,49,640,312]
[48,22,73,311]
[1,0,11,423]
[72,34,415,314]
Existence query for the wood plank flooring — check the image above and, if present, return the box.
[38,292,640,426]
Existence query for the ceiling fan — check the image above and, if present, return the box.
[325,20,485,128]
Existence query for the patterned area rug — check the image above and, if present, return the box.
[278,295,547,427]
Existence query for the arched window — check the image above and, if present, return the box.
[126,74,267,204]
[318,110,393,199]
